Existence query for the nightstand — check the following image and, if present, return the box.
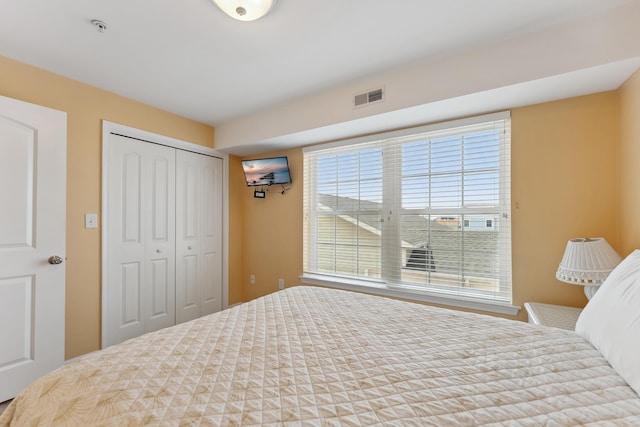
[523,302,583,330]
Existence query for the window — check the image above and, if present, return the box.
[303,112,513,312]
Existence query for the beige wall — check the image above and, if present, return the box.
[235,149,304,302]
[619,68,640,255]
[236,91,623,322]
[0,55,215,359]
[511,92,619,314]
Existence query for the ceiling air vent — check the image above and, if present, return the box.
[353,87,384,108]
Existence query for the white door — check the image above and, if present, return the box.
[175,151,223,323]
[0,96,66,402]
[104,135,176,347]
[176,150,202,324]
[145,143,177,333]
[200,155,223,316]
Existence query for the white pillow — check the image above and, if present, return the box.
[575,249,640,396]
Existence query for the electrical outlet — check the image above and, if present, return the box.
[278,278,284,290]
[250,274,255,284]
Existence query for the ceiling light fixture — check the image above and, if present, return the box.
[212,0,277,22]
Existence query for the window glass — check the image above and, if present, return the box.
[303,113,511,304]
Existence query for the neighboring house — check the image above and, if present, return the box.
[462,217,497,231]
[316,194,500,292]
[436,216,497,231]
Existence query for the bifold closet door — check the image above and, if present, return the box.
[105,136,176,347]
[176,150,223,324]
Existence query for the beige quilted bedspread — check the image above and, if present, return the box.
[2,286,640,426]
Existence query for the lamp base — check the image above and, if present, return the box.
[584,284,599,300]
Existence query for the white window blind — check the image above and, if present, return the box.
[303,112,512,306]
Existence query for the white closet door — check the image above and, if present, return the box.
[200,155,223,316]
[106,137,146,344]
[105,136,176,346]
[145,143,176,333]
[176,150,201,323]
[176,151,223,323]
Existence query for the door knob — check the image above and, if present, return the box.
[48,255,64,265]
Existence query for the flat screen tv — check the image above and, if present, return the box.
[241,156,292,187]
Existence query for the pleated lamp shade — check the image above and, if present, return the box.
[556,238,622,299]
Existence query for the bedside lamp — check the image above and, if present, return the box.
[556,238,622,300]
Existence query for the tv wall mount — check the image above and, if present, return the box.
[253,183,289,198]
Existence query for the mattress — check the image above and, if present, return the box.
[2,286,640,426]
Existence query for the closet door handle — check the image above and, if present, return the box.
[187,246,193,250]
[156,249,162,254]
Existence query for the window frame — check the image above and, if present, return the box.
[301,112,518,315]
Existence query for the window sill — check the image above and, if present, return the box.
[299,274,521,316]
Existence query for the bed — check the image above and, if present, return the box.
[2,254,640,426]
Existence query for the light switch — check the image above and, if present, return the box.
[85,213,98,229]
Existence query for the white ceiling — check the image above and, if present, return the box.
[2,0,640,155]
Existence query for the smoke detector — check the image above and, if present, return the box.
[91,20,108,33]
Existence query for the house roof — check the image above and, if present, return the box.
[318,193,492,241]
[317,194,499,278]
